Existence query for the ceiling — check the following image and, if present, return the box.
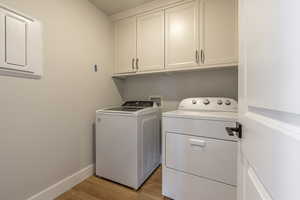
[89,0,156,15]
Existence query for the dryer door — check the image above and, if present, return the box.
[166,132,237,186]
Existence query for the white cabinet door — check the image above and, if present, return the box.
[0,8,43,76]
[137,10,164,72]
[114,16,137,74]
[165,1,199,69]
[238,0,300,199]
[200,0,238,65]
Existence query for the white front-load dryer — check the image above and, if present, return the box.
[162,97,239,200]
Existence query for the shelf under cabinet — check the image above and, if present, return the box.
[112,63,238,79]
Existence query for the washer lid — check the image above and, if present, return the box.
[163,110,238,121]
[104,107,144,112]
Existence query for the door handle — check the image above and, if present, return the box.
[189,139,206,147]
[226,122,242,139]
[132,58,135,70]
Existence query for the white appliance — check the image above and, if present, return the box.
[96,101,161,190]
[162,97,239,200]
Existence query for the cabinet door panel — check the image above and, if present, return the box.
[0,9,34,73]
[0,5,43,78]
[114,17,136,74]
[165,2,199,69]
[0,8,43,76]
[137,10,164,72]
[5,15,27,67]
[201,0,238,65]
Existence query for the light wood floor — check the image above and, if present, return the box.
[56,167,170,200]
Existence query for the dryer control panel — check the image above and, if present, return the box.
[178,97,238,112]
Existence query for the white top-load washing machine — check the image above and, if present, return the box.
[162,97,239,200]
[96,101,161,190]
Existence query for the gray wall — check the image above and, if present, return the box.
[123,67,238,111]
[0,0,122,199]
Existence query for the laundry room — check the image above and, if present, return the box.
[0,0,299,200]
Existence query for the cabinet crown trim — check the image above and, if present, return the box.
[0,3,37,22]
[110,0,192,21]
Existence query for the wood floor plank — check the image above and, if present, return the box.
[56,167,170,200]
[56,189,104,200]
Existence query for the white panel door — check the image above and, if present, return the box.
[0,8,42,76]
[114,16,137,74]
[238,0,300,200]
[165,1,199,69]
[137,10,164,72]
[200,0,238,65]
[0,8,43,76]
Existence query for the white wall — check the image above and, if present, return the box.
[0,0,122,199]
[123,67,238,111]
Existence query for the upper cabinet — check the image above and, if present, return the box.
[114,16,137,74]
[200,0,238,65]
[137,10,165,72]
[114,11,165,74]
[165,1,199,69]
[113,0,238,76]
[0,6,43,78]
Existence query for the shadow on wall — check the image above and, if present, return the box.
[122,67,238,111]
[113,78,125,100]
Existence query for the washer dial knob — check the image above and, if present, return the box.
[192,99,197,104]
[203,99,210,105]
[225,100,231,105]
[217,100,223,105]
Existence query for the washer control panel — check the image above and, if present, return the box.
[178,97,238,112]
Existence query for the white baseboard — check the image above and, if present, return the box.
[27,164,94,200]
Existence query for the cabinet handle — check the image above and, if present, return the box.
[136,58,139,70]
[201,50,205,64]
[195,50,199,64]
[132,58,135,70]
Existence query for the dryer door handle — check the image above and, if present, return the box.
[189,139,206,148]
